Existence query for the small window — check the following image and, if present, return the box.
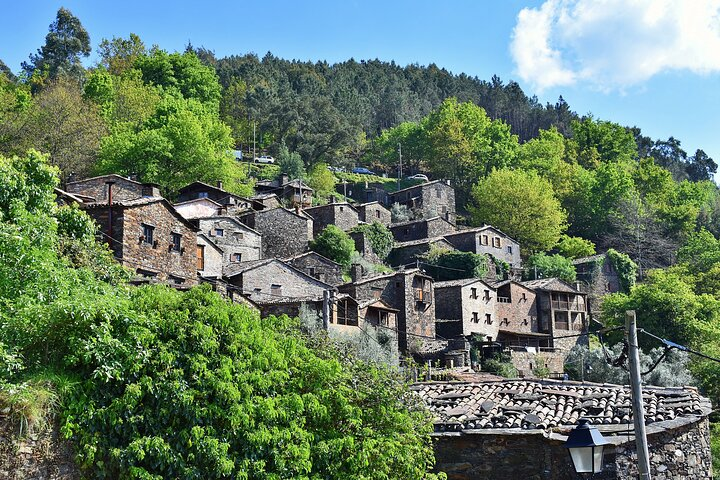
[271,284,282,295]
[521,292,527,301]
[375,210,381,218]
[395,281,401,288]
[436,189,441,198]
[472,312,479,323]
[232,253,242,262]
[485,314,493,325]
[142,224,154,244]
[169,275,184,285]
[482,235,489,246]
[234,232,244,239]
[493,237,501,248]
[136,268,157,278]
[198,192,209,198]
[372,287,383,299]
[483,289,490,301]
[215,228,224,237]
[404,228,409,235]
[171,233,182,252]
[339,206,344,212]
[470,287,478,299]
[309,267,316,277]
[507,245,512,254]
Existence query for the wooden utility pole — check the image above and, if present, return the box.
[626,310,652,480]
[397,143,402,190]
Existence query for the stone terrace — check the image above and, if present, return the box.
[413,380,710,432]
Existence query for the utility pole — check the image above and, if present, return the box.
[253,121,256,162]
[322,290,330,330]
[626,310,652,480]
[397,143,402,190]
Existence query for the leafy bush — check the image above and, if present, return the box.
[390,203,412,223]
[606,248,637,292]
[350,222,394,260]
[310,225,357,269]
[556,234,596,260]
[423,249,488,281]
[525,252,577,283]
[481,357,518,378]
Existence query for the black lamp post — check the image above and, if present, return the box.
[565,418,610,478]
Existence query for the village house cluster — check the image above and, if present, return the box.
[57,173,623,375]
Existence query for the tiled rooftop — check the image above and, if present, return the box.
[412,380,710,432]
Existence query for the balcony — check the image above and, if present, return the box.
[414,288,432,303]
[497,296,511,303]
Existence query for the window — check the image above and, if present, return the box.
[436,189,441,198]
[141,224,154,244]
[493,237,501,248]
[339,206,344,212]
[375,210,381,218]
[507,245,512,254]
[372,287,383,299]
[171,233,181,252]
[234,232,244,239]
[271,284,282,296]
[482,235,489,246]
[483,289,490,301]
[470,287,478,299]
[395,281,401,288]
[472,312,479,323]
[215,228,224,237]
[379,311,389,327]
[485,314,493,325]
[232,253,242,262]
[196,245,205,270]
[404,228,409,235]
[169,275,184,285]
[521,292,527,302]
[308,267,316,277]
[136,268,157,278]
[198,192,209,198]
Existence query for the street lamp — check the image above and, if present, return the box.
[565,418,609,477]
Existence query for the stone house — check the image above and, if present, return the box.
[417,379,713,480]
[434,278,498,341]
[249,192,281,210]
[356,201,392,226]
[338,268,435,353]
[573,252,623,320]
[66,173,161,203]
[284,251,345,286]
[390,217,456,243]
[239,207,313,258]
[387,237,456,268]
[444,225,522,277]
[386,180,456,224]
[176,181,254,214]
[340,181,389,205]
[196,216,262,265]
[174,198,224,220]
[304,202,359,236]
[521,278,588,353]
[196,233,224,279]
[255,174,313,206]
[82,197,199,286]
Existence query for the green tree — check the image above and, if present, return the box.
[307,162,336,202]
[97,33,146,76]
[310,225,357,269]
[469,169,567,253]
[570,116,637,167]
[516,127,580,200]
[22,7,91,82]
[555,235,596,260]
[525,253,576,283]
[277,142,306,180]
[423,249,489,281]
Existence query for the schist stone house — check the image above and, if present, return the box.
[419,379,713,480]
[390,217,456,243]
[340,181,389,205]
[239,207,313,258]
[434,278,498,341]
[339,268,435,352]
[83,197,199,286]
[445,225,522,276]
[255,174,313,207]
[195,216,262,265]
[223,258,334,317]
[356,201,392,226]
[387,180,456,224]
[176,181,255,214]
[196,233,224,279]
[573,252,624,319]
[284,251,344,286]
[304,202,359,236]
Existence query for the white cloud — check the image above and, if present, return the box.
[510,0,720,92]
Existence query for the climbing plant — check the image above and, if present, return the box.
[606,248,638,292]
[350,222,394,261]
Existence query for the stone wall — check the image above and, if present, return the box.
[494,282,538,334]
[0,417,79,480]
[432,415,712,480]
[391,217,455,243]
[85,201,199,286]
[305,203,359,236]
[358,202,392,226]
[240,208,312,258]
[197,217,262,265]
[388,181,456,225]
[286,253,344,286]
[350,231,382,264]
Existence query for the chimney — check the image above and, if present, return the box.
[350,263,363,282]
[280,173,289,185]
[217,180,223,190]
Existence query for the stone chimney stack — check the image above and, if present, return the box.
[217,180,223,190]
[350,263,363,283]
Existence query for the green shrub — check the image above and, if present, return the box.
[350,222,394,260]
[310,225,357,269]
[423,249,488,281]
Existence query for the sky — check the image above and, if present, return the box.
[2,0,720,165]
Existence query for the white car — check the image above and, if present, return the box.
[254,155,275,164]
[407,174,429,182]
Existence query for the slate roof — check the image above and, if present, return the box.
[82,197,199,231]
[444,224,520,245]
[388,179,448,196]
[521,278,582,294]
[412,380,710,432]
[434,278,491,289]
[393,236,454,248]
[571,253,607,265]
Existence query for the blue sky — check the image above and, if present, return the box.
[3,0,720,165]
